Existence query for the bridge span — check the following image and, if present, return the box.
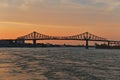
[15,31,120,49]
[0,31,119,49]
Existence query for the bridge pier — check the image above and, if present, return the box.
[108,41,110,47]
[33,39,37,45]
[85,39,89,49]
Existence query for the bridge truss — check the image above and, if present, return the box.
[16,31,120,49]
[17,31,107,41]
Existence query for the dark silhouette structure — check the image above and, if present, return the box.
[0,31,120,49]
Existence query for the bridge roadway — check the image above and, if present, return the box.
[0,31,120,49]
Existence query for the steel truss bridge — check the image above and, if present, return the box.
[15,31,120,49]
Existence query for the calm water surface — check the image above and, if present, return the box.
[0,48,120,80]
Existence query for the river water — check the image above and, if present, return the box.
[0,48,120,80]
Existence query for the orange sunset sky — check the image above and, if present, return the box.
[0,0,120,42]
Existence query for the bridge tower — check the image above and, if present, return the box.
[33,31,37,45]
[84,32,90,49]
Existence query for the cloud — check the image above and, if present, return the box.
[90,0,120,11]
[0,21,37,26]
[0,0,120,26]
[0,0,119,12]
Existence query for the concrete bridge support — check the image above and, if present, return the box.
[85,39,89,49]
[108,41,110,47]
[33,39,37,45]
